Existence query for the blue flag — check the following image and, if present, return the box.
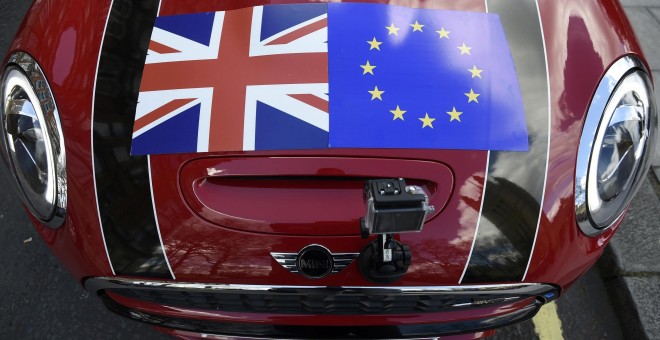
[328,3,528,151]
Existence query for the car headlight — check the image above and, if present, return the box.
[575,56,658,236]
[0,52,66,228]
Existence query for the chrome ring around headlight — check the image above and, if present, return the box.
[1,52,66,228]
[575,56,658,236]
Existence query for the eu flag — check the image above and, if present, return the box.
[328,3,528,151]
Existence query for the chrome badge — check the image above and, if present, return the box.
[271,245,358,279]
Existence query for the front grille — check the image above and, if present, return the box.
[100,292,544,339]
[106,284,554,315]
[87,277,558,316]
[110,288,479,314]
[87,278,558,338]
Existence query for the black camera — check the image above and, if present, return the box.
[359,179,434,283]
[363,178,433,235]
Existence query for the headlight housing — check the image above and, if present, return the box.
[0,52,66,228]
[575,56,658,236]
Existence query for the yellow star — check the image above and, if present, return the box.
[410,21,424,32]
[447,107,463,122]
[368,86,385,100]
[465,89,480,103]
[390,105,406,121]
[360,61,376,75]
[367,37,383,51]
[386,23,400,35]
[436,27,450,39]
[458,43,472,55]
[419,113,436,128]
[468,65,484,78]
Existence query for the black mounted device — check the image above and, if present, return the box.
[358,179,434,283]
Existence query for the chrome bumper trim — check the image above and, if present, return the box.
[98,292,544,339]
[85,276,558,302]
[88,277,558,338]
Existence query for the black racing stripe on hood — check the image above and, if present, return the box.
[93,0,173,278]
[461,0,549,283]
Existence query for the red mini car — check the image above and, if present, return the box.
[1,0,657,338]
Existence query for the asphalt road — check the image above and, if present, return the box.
[0,1,633,339]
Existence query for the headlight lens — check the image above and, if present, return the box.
[576,57,657,236]
[1,53,66,228]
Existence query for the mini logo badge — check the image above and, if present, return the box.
[297,245,333,278]
[271,245,358,279]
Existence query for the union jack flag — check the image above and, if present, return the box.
[131,4,329,155]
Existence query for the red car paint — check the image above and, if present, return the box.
[526,0,644,284]
[2,0,649,336]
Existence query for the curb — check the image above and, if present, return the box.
[599,174,660,340]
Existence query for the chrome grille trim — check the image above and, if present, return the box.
[100,291,544,339]
[270,251,359,275]
[271,253,298,273]
[86,276,556,294]
[332,253,359,273]
[87,276,554,293]
[85,277,558,302]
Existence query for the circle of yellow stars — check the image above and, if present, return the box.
[361,20,484,129]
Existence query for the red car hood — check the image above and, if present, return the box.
[107,0,546,286]
[8,0,643,288]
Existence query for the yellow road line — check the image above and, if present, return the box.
[532,301,564,340]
